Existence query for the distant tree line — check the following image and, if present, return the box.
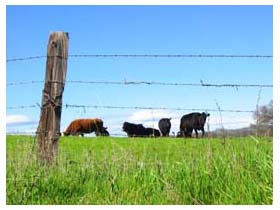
[209,100,273,137]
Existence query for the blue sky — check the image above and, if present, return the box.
[6,5,273,136]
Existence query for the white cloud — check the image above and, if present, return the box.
[6,115,36,126]
[126,110,182,134]
[128,110,179,123]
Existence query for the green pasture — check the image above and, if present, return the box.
[6,135,272,205]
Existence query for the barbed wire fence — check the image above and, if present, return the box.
[6,53,273,138]
[6,100,269,138]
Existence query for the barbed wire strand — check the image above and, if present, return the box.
[6,55,46,62]
[65,104,255,113]
[6,54,273,62]
[7,81,44,86]
[68,54,273,58]
[6,103,254,113]
[7,105,38,109]
[6,80,273,88]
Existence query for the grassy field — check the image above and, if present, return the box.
[6,135,272,205]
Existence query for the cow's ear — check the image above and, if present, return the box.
[169,118,172,120]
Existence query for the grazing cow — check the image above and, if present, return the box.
[145,127,161,137]
[63,118,109,137]
[122,122,147,137]
[158,118,172,137]
[179,112,210,138]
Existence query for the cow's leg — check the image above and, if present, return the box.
[183,129,189,138]
[201,128,205,138]
[188,130,192,137]
[194,129,198,138]
[182,130,186,138]
[184,128,191,138]
[166,130,169,137]
[81,133,84,137]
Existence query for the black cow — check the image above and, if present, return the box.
[145,127,161,137]
[179,112,210,138]
[122,122,147,137]
[158,118,171,137]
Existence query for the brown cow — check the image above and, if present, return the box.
[63,118,109,137]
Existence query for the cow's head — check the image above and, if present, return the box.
[63,132,70,136]
[101,127,109,136]
[200,112,210,124]
[202,112,210,117]
[122,122,129,131]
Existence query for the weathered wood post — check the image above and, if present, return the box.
[37,32,69,163]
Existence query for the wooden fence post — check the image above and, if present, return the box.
[37,32,69,163]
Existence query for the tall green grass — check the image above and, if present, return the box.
[6,135,272,204]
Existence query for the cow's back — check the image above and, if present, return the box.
[180,113,199,128]
[80,118,104,133]
[64,119,83,134]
